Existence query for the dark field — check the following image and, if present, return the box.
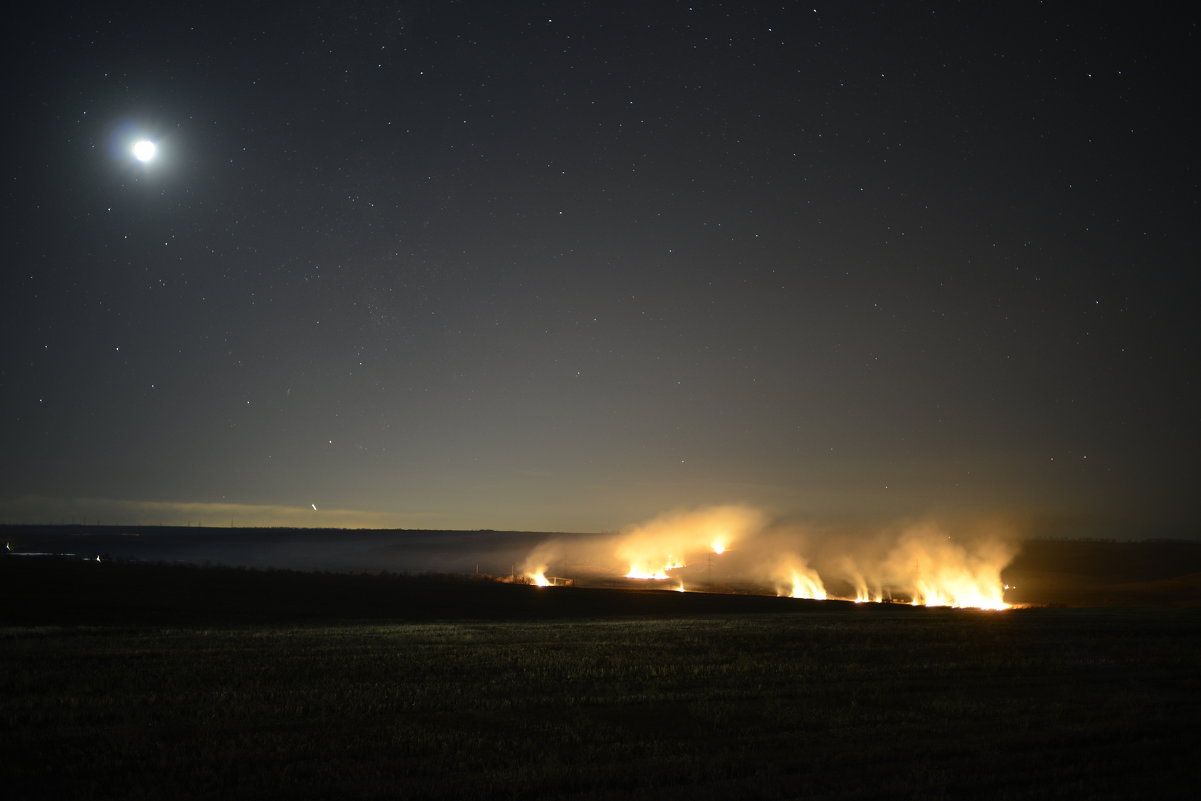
[3,560,1201,800]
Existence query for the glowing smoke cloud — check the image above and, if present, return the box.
[615,505,766,579]
[519,505,764,582]
[774,555,828,600]
[521,506,1019,609]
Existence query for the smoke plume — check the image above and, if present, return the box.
[521,505,1019,609]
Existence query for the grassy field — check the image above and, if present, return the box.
[4,600,1200,800]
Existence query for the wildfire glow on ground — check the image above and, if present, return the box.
[523,506,1015,610]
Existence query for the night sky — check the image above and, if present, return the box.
[3,2,1197,537]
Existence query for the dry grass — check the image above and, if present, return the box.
[4,606,1200,800]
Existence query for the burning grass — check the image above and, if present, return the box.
[522,506,1017,609]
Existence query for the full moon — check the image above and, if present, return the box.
[132,140,157,162]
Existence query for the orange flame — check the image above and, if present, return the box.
[617,506,764,581]
[776,558,828,600]
[846,569,883,603]
[517,507,1016,611]
[909,581,1007,610]
[625,555,685,580]
[882,525,1013,609]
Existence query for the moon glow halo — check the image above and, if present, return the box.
[132,140,157,162]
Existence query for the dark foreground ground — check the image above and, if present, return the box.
[2,560,1200,800]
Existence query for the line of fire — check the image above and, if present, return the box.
[514,506,1015,610]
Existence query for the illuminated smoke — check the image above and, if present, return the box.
[520,539,561,586]
[774,556,828,600]
[878,523,1014,609]
[614,505,767,579]
[520,506,1019,609]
